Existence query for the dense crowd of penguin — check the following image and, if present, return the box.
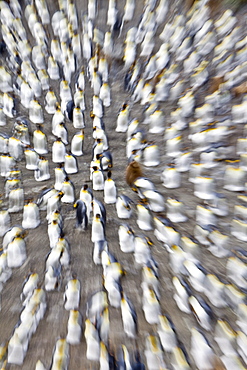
[0,0,247,368]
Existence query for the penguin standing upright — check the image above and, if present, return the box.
[72,106,85,129]
[34,156,50,182]
[64,152,78,174]
[64,278,80,311]
[74,87,85,111]
[7,234,27,268]
[21,272,39,306]
[66,310,82,345]
[91,214,105,242]
[29,99,43,124]
[54,165,66,191]
[126,161,143,187]
[33,126,48,155]
[74,200,88,229]
[136,202,153,230]
[53,122,68,145]
[121,294,138,338]
[92,166,104,191]
[48,220,61,249]
[84,319,100,361]
[118,224,135,253]
[116,103,129,132]
[104,171,117,204]
[52,105,65,135]
[92,138,104,160]
[93,126,108,151]
[46,191,63,221]
[100,151,113,170]
[93,95,104,118]
[80,184,93,221]
[24,147,39,170]
[8,137,23,162]
[116,195,133,219]
[52,138,66,164]
[71,130,84,156]
[61,177,75,203]
[0,210,10,237]
[99,82,111,107]
[8,187,24,213]
[22,201,40,229]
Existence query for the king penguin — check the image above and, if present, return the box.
[91,214,105,243]
[121,293,138,338]
[104,171,117,204]
[74,199,88,229]
[64,278,80,311]
[22,201,40,229]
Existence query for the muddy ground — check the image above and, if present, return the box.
[0,0,247,369]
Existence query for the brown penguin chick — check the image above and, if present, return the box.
[126,161,143,187]
[232,81,247,98]
[207,76,224,94]
[213,357,226,370]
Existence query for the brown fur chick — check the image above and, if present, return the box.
[126,161,143,186]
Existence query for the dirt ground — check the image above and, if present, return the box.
[1,0,247,369]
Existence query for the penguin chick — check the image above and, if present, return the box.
[126,161,143,187]
[74,200,88,229]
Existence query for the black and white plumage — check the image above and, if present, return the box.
[121,294,138,338]
[116,194,133,219]
[91,213,105,243]
[74,199,88,229]
[104,171,117,204]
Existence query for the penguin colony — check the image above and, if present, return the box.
[0,0,247,368]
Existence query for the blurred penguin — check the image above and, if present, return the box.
[121,293,138,338]
[74,199,88,230]
[104,171,117,204]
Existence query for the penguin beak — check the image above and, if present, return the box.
[73,203,77,208]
